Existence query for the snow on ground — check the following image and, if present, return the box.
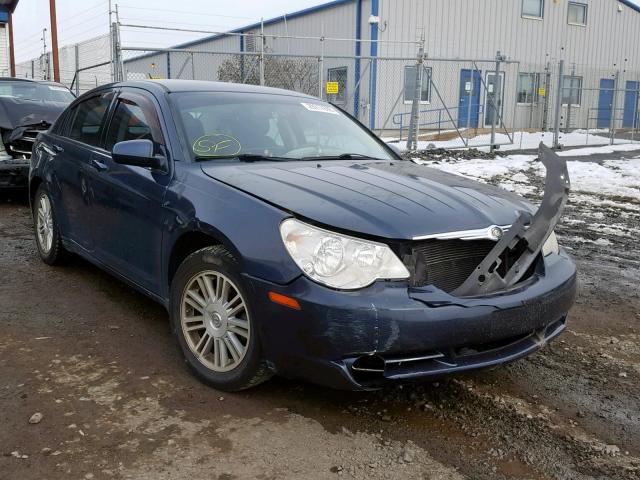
[392,130,640,152]
[410,143,640,266]
[412,151,640,200]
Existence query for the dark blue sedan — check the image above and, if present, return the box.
[29,80,577,391]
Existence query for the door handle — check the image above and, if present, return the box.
[52,144,64,153]
[90,158,108,172]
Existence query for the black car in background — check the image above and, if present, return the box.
[0,77,75,190]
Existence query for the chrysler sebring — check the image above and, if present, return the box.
[29,80,576,391]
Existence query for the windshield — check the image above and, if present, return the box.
[170,92,395,161]
[0,81,75,103]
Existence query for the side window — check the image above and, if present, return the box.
[104,95,165,154]
[67,94,112,147]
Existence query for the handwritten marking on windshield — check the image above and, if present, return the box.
[192,134,242,157]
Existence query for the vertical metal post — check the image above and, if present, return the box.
[190,52,195,80]
[74,44,79,95]
[114,4,124,82]
[490,51,503,153]
[633,82,639,143]
[319,35,325,99]
[259,18,265,86]
[610,70,619,145]
[465,63,476,146]
[406,42,425,151]
[108,0,113,81]
[553,59,564,149]
[565,65,575,133]
[542,63,551,131]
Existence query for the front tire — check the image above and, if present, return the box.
[33,184,68,265]
[170,245,272,391]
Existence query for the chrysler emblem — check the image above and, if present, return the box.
[489,226,504,240]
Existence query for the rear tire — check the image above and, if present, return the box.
[33,184,68,265]
[170,245,272,391]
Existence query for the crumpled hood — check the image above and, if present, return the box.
[0,97,67,130]
[201,159,535,240]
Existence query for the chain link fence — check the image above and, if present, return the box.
[11,20,640,151]
[15,33,112,96]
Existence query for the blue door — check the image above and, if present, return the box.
[623,81,639,128]
[597,79,615,128]
[458,69,481,128]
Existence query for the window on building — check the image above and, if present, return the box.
[67,93,113,147]
[568,2,587,26]
[327,67,348,105]
[517,73,540,104]
[522,0,544,18]
[403,65,431,103]
[562,76,583,106]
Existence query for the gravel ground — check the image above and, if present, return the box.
[1,151,639,479]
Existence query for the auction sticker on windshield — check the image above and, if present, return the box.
[301,102,339,114]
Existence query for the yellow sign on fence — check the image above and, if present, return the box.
[326,81,340,95]
[538,87,546,97]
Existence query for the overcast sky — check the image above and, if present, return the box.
[12,0,328,62]
[11,0,640,63]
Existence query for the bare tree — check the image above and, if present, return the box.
[218,55,318,96]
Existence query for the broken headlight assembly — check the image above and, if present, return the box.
[542,231,559,256]
[280,218,410,290]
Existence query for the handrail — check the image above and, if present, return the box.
[392,104,485,139]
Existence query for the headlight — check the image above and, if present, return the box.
[542,231,559,256]
[279,218,410,289]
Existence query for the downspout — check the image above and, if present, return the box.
[354,0,362,118]
[369,0,379,129]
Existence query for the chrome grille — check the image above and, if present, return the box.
[410,238,539,293]
[8,128,47,158]
[412,239,497,292]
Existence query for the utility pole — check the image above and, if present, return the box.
[8,10,15,77]
[49,0,60,82]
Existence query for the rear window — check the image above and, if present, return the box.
[0,81,75,103]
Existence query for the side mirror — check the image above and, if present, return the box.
[112,139,165,170]
[386,142,402,156]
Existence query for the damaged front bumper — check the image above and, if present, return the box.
[250,144,576,390]
[0,122,49,189]
[0,157,30,189]
[248,251,576,390]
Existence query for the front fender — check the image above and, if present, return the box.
[162,163,303,298]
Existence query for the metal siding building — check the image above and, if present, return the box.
[123,0,640,132]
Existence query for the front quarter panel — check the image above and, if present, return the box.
[162,161,302,296]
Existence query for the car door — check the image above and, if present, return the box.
[88,89,172,294]
[49,91,115,252]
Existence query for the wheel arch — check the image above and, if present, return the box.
[29,176,43,210]
[167,228,244,290]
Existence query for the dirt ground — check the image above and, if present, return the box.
[1,155,639,479]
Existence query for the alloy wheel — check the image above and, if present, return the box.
[180,271,251,372]
[36,193,54,254]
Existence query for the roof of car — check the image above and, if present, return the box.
[113,79,316,99]
[0,77,69,88]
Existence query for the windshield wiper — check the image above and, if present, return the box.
[300,153,385,161]
[194,154,292,162]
